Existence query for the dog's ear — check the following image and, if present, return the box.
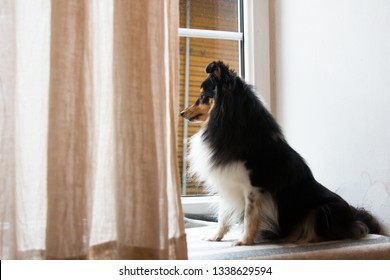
[205,61,218,73]
[205,61,221,80]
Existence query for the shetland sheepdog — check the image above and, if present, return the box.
[180,61,380,246]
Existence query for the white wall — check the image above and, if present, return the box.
[273,0,390,233]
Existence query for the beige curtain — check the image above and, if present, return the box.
[0,0,187,260]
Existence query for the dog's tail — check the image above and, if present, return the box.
[315,203,381,241]
[351,207,381,237]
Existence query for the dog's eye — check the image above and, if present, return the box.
[203,90,214,98]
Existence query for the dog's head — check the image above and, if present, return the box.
[180,61,233,122]
[180,86,215,123]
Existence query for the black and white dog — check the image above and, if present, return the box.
[181,61,380,245]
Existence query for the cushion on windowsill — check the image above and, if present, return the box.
[186,222,390,260]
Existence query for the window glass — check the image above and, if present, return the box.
[179,0,239,32]
[178,0,242,196]
[179,38,240,195]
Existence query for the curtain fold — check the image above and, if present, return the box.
[46,0,93,259]
[113,0,177,260]
[164,0,188,260]
[0,0,187,260]
[0,0,17,260]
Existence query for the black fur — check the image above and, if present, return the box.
[201,61,380,241]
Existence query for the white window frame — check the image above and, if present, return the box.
[180,0,274,216]
[244,0,274,110]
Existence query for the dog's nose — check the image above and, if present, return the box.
[180,111,185,117]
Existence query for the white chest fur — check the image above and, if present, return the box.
[188,129,252,209]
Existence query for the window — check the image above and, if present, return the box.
[178,0,273,216]
[178,0,244,196]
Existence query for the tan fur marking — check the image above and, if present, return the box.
[283,212,319,243]
[208,99,214,114]
[234,188,279,246]
[233,190,261,246]
[213,66,221,79]
[180,90,213,123]
[181,103,210,122]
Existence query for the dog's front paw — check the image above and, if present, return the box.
[203,233,223,242]
[203,225,229,242]
[232,239,254,246]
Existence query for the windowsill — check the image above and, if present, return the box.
[184,217,217,229]
[181,195,219,216]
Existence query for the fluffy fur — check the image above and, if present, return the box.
[181,61,380,246]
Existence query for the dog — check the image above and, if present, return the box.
[180,61,380,246]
